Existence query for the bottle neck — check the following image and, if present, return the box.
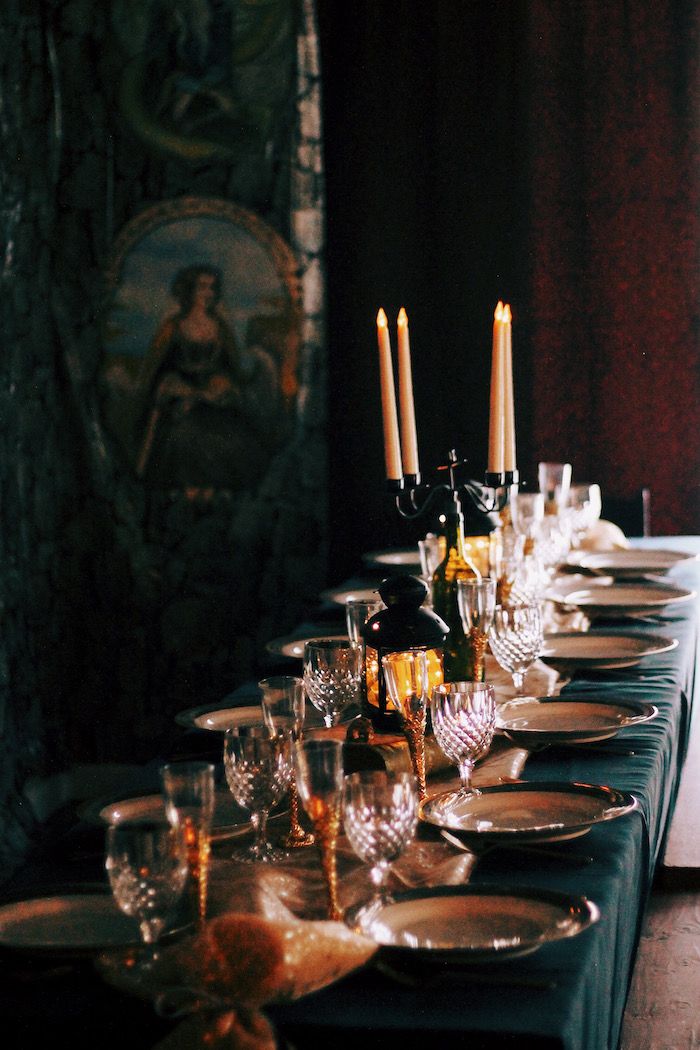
[439,511,479,577]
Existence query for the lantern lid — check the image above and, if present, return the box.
[361,574,449,650]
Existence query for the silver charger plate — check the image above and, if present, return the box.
[175,700,334,733]
[265,632,350,659]
[318,584,383,607]
[175,702,264,731]
[566,548,698,578]
[0,892,142,956]
[345,884,599,962]
[362,548,421,570]
[548,581,696,618]
[79,787,264,844]
[540,631,678,669]
[419,781,638,843]
[496,695,658,745]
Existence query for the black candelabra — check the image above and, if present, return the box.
[388,449,519,525]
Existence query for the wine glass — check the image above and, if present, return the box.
[343,771,418,896]
[567,483,602,546]
[223,725,292,863]
[303,639,361,729]
[456,577,497,681]
[105,819,188,961]
[381,650,430,800]
[430,683,496,796]
[510,491,545,547]
[293,738,344,920]
[345,597,383,648]
[160,760,215,928]
[538,461,572,514]
[489,603,544,695]
[259,675,314,848]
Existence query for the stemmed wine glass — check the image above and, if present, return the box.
[567,483,602,547]
[160,760,215,928]
[343,771,418,897]
[430,683,496,797]
[381,649,430,801]
[293,738,345,920]
[538,461,572,509]
[456,577,497,681]
[489,603,544,695]
[259,675,314,848]
[105,819,189,962]
[223,725,292,863]
[303,639,361,729]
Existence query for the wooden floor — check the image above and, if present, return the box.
[620,706,700,1049]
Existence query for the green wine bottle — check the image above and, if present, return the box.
[431,490,483,682]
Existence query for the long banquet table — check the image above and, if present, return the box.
[1,536,698,1050]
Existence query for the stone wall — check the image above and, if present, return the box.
[0,0,327,882]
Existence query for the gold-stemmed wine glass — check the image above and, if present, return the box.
[160,760,215,929]
[293,737,344,920]
[381,649,430,801]
[259,675,314,848]
[456,576,497,681]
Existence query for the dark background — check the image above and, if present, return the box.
[317,0,700,581]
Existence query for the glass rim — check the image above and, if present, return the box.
[432,681,495,697]
[161,760,215,775]
[303,637,355,648]
[258,675,303,689]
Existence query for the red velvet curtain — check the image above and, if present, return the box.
[525,1,700,533]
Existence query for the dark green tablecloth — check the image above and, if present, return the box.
[1,539,697,1050]
[267,537,700,1050]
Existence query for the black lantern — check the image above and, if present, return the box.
[361,574,448,734]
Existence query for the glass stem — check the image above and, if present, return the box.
[288,776,302,833]
[458,758,475,792]
[251,809,269,855]
[404,718,427,801]
[512,670,525,695]
[314,802,343,921]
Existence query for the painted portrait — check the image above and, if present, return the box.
[101,197,301,493]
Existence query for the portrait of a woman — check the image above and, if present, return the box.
[132,263,281,493]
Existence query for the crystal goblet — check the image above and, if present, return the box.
[343,771,418,896]
[223,725,292,863]
[430,682,496,796]
[456,576,497,681]
[105,819,188,960]
[259,675,314,848]
[381,649,430,801]
[293,738,344,920]
[160,760,215,928]
[489,602,544,695]
[303,638,361,729]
